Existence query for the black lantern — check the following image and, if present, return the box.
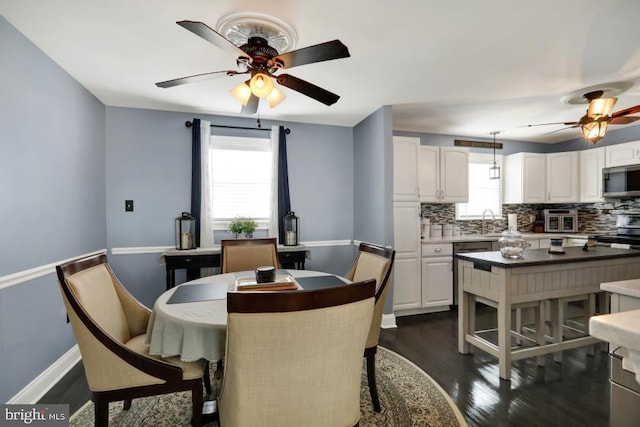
[175,212,196,250]
[283,211,299,246]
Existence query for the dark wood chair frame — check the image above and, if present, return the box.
[220,237,281,273]
[56,254,204,427]
[350,242,396,413]
[226,279,376,427]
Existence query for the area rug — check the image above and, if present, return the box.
[70,346,467,426]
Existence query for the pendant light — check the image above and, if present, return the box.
[489,131,501,180]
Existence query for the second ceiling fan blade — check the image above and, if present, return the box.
[177,20,251,62]
[520,121,579,128]
[276,74,340,105]
[611,104,640,118]
[272,40,350,69]
[156,70,238,88]
[609,116,640,125]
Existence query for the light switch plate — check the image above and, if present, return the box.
[125,200,134,212]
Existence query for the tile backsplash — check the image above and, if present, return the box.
[419,202,635,235]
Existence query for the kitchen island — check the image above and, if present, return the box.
[456,246,640,380]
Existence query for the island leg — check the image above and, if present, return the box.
[458,290,475,354]
[497,300,512,380]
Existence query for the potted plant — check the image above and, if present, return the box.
[228,217,258,238]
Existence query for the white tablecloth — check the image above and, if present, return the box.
[146,270,346,362]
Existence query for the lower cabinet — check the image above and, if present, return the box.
[421,255,453,307]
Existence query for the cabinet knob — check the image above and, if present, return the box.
[434,247,442,253]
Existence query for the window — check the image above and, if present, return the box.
[456,153,502,220]
[209,135,273,228]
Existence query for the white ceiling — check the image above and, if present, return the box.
[2,0,640,143]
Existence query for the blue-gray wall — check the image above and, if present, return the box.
[0,15,106,403]
[353,106,395,312]
[105,107,356,309]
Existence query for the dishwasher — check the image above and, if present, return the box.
[452,240,498,305]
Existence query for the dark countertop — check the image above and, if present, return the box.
[455,246,640,268]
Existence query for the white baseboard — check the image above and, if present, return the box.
[381,313,397,329]
[8,345,81,404]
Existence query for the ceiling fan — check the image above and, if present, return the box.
[156,20,350,114]
[525,90,640,143]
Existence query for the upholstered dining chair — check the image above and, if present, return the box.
[220,237,280,273]
[345,242,396,413]
[56,254,206,427]
[217,279,376,427]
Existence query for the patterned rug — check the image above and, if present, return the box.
[70,346,467,426]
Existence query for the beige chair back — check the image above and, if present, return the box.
[346,242,395,348]
[218,280,375,427]
[221,237,280,273]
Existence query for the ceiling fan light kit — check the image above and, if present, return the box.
[581,119,608,144]
[156,14,350,114]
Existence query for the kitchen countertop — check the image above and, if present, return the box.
[422,232,591,244]
[600,278,640,298]
[455,246,640,268]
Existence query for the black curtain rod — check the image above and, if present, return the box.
[185,120,290,134]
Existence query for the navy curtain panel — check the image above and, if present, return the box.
[190,118,202,247]
[277,126,291,244]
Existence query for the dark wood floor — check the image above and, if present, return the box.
[40,305,611,426]
[379,306,610,427]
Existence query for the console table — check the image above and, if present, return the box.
[161,245,308,290]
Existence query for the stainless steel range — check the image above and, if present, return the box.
[591,214,640,248]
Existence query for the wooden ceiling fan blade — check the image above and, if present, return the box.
[611,104,640,118]
[272,40,350,69]
[543,126,577,136]
[609,116,640,125]
[177,20,251,63]
[156,70,238,88]
[520,121,579,128]
[276,74,340,105]
[241,94,259,114]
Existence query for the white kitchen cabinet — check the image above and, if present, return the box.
[504,153,546,204]
[580,147,605,202]
[392,202,421,311]
[504,152,578,203]
[393,137,420,201]
[421,254,453,308]
[419,146,468,203]
[605,140,640,167]
[547,152,579,202]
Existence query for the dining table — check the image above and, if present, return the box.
[146,269,351,363]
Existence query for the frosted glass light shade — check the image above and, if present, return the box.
[266,86,286,108]
[249,73,274,98]
[230,81,252,106]
[588,97,617,117]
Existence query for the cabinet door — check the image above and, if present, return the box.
[440,147,469,202]
[419,146,440,202]
[605,140,640,167]
[393,202,420,255]
[393,137,420,201]
[580,147,605,202]
[421,256,453,307]
[522,154,546,203]
[547,152,578,202]
[393,256,422,310]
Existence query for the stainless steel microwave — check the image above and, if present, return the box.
[603,164,640,198]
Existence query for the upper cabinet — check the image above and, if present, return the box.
[393,136,420,201]
[504,152,578,204]
[504,153,546,204]
[546,152,579,203]
[580,146,605,202]
[419,146,469,203]
[605,140,640,167]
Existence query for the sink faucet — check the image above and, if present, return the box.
[482,209,495,234]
